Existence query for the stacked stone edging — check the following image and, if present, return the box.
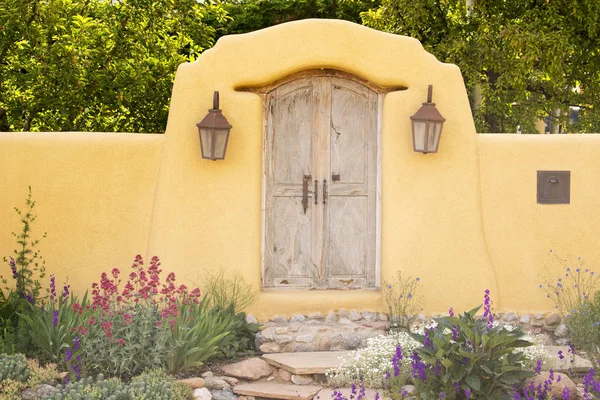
[250,310,570,353]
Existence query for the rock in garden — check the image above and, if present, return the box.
[525,372,576,399]
[296,334,314,343]
[245,314,258,324]
[202,371,214,378]
[275,327,289,334]
[295,344,316,352]
[520,314,531,324]
[545,313,561,326]
[308,312,323,319]
[554,324,568,337]
[378,313,388,321]
[319,336,333,351]
[325,311,338,323]
[338,309,348,318]
[348,310,362,321]
[178,377,206,389]
[291,374,313,385]
[338,318,352,325]
[193,387,212,400]
[203,376,230,390]
[290,314,306,323]
[220,358,274,381]
[222,377,239,386]
[211,389,238,400]
[275,335,293,344]
[21,384,57,400]
[290,323,301,332]
[272,315,288,324]
[278,369,292,381]
[401,385,417,396]
[343,333,361,349]
[260,342,281,353]
[361,311,377,321]
[502,312,518,323]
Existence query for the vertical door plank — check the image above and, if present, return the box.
[264,81,315,288]
[325,79,377,289]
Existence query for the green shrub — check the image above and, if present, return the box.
[540,254,600,369]
[129,370,176,399]
[0,378,26,400]
[216,304,259,358]
[563,290,600,368]
[410,304,534,400]
[1,186,46,304]
[20,289,90,364]
[0,353,30,383]
[166,296,230,373]
[172,381,194,400]
[49,374,128,400]
[26,358,59,387]
[383,271,423,331]
[1,187,47,356]
[539,253,600,315]
[203,268,257,312]
[202,268,259,358]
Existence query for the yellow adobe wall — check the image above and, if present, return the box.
[148,19,497,319]
[0,133,164,291]
[478,134,600,313]
[0,20,597,320]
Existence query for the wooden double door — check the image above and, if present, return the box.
[262,74,380,289]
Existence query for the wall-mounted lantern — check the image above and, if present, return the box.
[196,91,232,161]
[410,85,446,154]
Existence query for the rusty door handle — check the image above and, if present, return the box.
[323,179,327,204]
[302,175,311,214]
[314,180,318,204]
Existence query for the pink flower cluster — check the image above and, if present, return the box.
[87,255,203,343]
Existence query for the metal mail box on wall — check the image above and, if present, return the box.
[537,171,570,204]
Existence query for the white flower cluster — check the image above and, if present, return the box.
[516,330,552,370]
[325,331,419,389]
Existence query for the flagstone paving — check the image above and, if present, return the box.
[262,351,354,375]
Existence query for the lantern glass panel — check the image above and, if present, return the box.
[213,129,230,159]
[199,128,213,159]
[412,120,427,152]
[427,122,442,152]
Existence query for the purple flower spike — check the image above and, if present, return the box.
[52,310,58,327]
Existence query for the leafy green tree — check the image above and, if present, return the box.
[0,0,228,133]
[217,0,380,37]
[363,0,600,133]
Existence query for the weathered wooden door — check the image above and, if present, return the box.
[263,74,379,289]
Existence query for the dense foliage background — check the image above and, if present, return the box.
[1,0,598,133]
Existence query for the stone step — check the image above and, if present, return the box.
[233,383,322,400]
[544,345,593,373]
[262,351,354,375]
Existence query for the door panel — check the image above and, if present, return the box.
[328,196,367,276]
[271,197,313,286]
[272,86,314,184]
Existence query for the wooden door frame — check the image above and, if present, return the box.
[241,69,385,290]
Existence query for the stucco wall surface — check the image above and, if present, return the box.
[478,134,600,313]
[0,132,164,291]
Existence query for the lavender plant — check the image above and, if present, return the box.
[409,291,535,399]
[20,277,90,364]
[539,252,600,315]
[540,253,600,369]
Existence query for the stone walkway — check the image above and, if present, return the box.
[186,346,593,400]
